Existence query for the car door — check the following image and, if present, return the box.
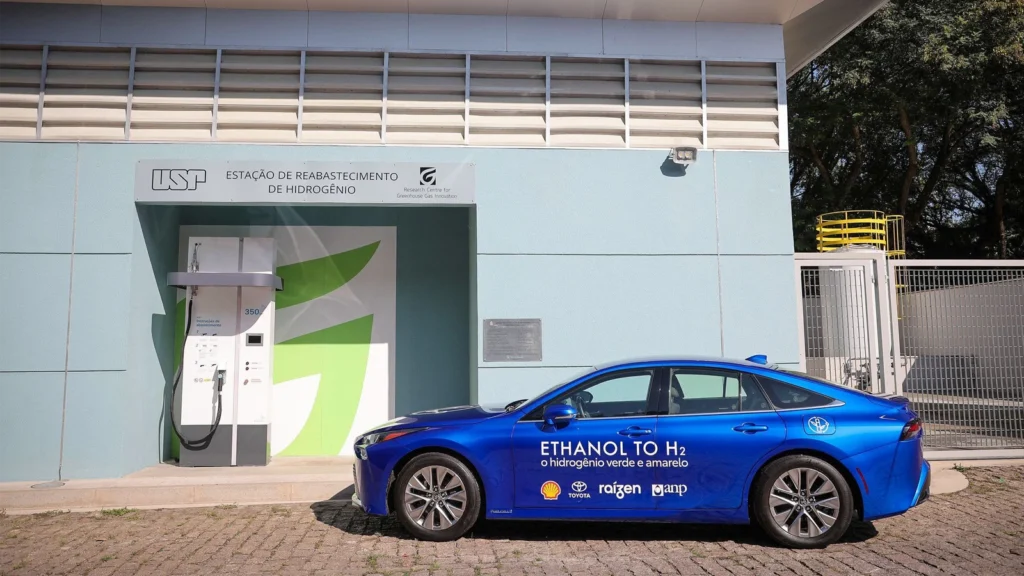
[653,367,786,510]
[511,368,660,510]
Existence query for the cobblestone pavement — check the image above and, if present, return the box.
[2,466,1023,576]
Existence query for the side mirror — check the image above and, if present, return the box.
[543,404,577,426]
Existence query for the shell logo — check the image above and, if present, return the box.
[541,480,561,500]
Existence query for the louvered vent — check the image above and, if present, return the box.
[131,49,216,141]
[629,60,703,149]
[217,51,300,142]
[302,52,383,144]
[705,62,779,149]
[549,58,625,148]
[468,56,546,147]
[42,47,130,140]
[386,55,466,145]
[0,46,42,139]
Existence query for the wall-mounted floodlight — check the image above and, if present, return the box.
[669,146,698,165]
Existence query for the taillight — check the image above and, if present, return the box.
[900,418,923,441]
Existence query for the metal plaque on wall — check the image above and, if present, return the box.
[483,319,542,362]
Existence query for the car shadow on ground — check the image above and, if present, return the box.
[310,488,878,546]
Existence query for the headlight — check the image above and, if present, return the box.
[356,427,428,449]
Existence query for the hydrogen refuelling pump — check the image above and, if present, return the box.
[168,237,282,467]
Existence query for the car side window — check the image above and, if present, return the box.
[755,375,834,409]
[668,370,771,415]
[526,370,654,420]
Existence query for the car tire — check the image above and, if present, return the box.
[752,454,854,549]
[392,453,481,542]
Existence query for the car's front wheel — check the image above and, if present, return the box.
[393,452,481,541]
[752,455,854,548]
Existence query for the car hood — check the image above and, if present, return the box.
[362,404,505,434]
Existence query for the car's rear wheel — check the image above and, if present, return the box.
[393,453,481,542]
[752,455,854,548]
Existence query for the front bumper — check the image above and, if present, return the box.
[351,463,364,509]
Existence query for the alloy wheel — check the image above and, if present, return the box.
[768,467,841,538]
[403,465,467,530]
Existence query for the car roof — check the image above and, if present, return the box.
[592,355,772,371]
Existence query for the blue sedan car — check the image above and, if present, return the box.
[351,356,930,548]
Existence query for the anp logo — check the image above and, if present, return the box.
[152,169,206,191]
[419,167,437,186]
[540,480,561,500]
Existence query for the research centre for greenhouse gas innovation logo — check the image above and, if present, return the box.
[152,169,207,191]
[419,167,437,185]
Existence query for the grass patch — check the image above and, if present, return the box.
[366,554,379,569]
[33,510,68,519]
[101,507,136,517]
[101,555,114,562]
[215,504,238,510]
[953,462,969,473]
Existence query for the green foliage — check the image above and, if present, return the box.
[790,0,1024,258]
[100,507,135,517]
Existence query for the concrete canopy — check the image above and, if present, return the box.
[1,0,888,76]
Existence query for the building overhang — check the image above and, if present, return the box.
[0,0,887,76]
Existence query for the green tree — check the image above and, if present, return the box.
[789,0,1024,258]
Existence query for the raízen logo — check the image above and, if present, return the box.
[419,167,437,186]
[540,480,561,500]
[598,482,641,500]
[152,169,206,191]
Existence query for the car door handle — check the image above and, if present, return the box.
[733,423,769,433]
[617,426,652,437]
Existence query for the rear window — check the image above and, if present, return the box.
[779,369,880,399]
[755,375,834,409]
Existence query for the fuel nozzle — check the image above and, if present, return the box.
[215,369,226,392]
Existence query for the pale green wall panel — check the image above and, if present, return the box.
[719,255,801,364]
[73,145,137,254]
[471,148,719,255]
[67,254,133,371]
[475,254,723,369]
[60,371,128,478]
[0,143,77,254]
[0,372,64,482]
[0,254,72,372]
[713,151,795,255]
[477,367,593,407]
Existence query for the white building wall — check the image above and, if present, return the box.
[0,4,785,61]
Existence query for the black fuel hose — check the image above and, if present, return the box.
[169,290,224,451]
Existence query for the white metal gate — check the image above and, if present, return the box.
[795,253,1024,458]
[795,250,897,395]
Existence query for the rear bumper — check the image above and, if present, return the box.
[913,461,932,507]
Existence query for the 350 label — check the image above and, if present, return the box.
[244,308,262,316]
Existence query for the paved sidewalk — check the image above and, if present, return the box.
[2,466,1022,576]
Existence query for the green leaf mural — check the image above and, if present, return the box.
[273,314,373,456]
[275,241,380,310]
